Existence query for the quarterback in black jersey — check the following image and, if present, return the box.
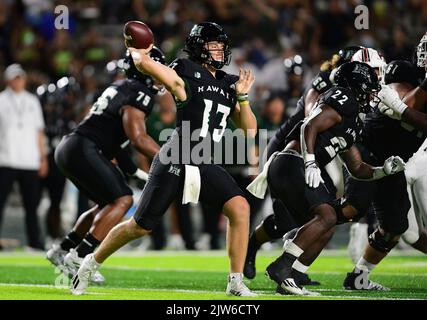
[249,61,405,295]
[72,22,258,297]
[46,48,165,282]
[244,46,362,284]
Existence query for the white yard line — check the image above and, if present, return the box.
[0,283,423,300]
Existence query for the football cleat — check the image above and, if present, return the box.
[70,254,100,295]
[293,269,321,286]
[265,252,295,284]
[226,273,257,297]
[343,270,390,291]
[46,244,67,269]
[63,249,105,285]
[243,233,260,279]
[276,282,321,296]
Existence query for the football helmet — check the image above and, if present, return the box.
[334,61,381,110]
[121,46,166,94]
[336,46,365,67]
[351,48,387,83]
[416,32,427,68]
[184,22,231,69]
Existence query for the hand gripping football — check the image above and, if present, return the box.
[123,21,154,49]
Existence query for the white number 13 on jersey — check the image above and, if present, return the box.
[200,99,231,142]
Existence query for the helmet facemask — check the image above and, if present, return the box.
[416,33,427,69]
[185,22,232,70]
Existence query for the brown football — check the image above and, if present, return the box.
[123,21,154,49]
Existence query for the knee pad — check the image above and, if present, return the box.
[368,228,399,253]
[402,229,420,245]
[331,198,364,225]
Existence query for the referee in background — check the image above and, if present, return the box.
[0,64,48,250]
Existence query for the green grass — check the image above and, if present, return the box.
[0,250,425,300]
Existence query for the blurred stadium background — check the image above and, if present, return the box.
[0,0,426,253]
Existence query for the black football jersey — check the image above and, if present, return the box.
[75,79,155,159]
[270,71,333,154]
[170,58,238,147]
[287,86,360,167]
[362,110,425,163]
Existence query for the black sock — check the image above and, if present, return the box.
[75,233,101,258]
[60,231,83,251]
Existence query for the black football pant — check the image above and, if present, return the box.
[0,167,44,249]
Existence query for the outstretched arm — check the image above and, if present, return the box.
[340,145,405,180]
[378,82,427,133]
[129,45,187,101]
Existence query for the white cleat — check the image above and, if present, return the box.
[226,274,258,297]
[279,278,307,296]
[46,244,67,269]
[70,254,101,295]
[63,249,105,284]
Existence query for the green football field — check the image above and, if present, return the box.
[0,250,425,300]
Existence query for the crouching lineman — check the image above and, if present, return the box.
[375,32,427,253]
[244,46,363,286]
[248,61,405,295]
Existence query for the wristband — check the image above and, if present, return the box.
[236,93,249,102]
[239,100,250,107]
[372,167,386,180]
[303,153,316,164]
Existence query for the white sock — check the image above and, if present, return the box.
[284,241,304,258]
[355,257,376,273]
[292,260,309,273]
[229,272,243,282]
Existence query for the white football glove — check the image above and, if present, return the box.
[133,168,149,181]
[377,84,408,120]
[378,102,401,120]
[305,161,324,188]
[382,156,406,175]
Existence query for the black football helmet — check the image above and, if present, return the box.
[184,22,231,69]
[336,45,365,67]
[121,46,166,93]
[334,61,381,111]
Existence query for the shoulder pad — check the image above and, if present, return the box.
[311,71,332,94]
[321,86,359,117]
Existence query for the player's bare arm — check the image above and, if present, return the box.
[129,45,187,101]
[122,106,160,159]
[231,68,257,137]
[301,104,342,156]
[340,145,405,180]
[303,88,321,116]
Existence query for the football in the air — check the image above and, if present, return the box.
[123,21,154,49]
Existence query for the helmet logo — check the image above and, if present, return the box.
[190,25,203,37]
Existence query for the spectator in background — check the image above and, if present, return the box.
[259,93,287,141]
[383,25,414,62]
[0,64,48,250]
[281,55,306,114]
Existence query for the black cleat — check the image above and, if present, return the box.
[293,270,321,286]
[243,233,261,279]
[265,252,296,285]
[343,270,390,291]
